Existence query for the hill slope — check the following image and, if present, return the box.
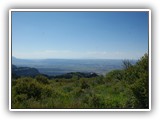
[12,64,40,77]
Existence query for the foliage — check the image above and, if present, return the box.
[122,60,133,69]
[11,53,149,109]
[130,53,149,108]
[35,75,49,84]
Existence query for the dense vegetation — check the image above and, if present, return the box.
[12,65,40,78]
[11,53,149,109]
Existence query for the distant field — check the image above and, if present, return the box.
[12,57,137,76]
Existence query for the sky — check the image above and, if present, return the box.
[12,11,149,59]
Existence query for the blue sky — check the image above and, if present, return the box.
[12,11,148,59]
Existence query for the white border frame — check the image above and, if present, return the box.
[9,9,151,111]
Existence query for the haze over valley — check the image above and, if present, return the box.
[12,56,137,76]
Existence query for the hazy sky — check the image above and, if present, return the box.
[12,11,148,59]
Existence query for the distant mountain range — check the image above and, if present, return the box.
[12,56,137,76]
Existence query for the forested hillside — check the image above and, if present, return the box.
[11,53,149,109]
[12,65,40,78]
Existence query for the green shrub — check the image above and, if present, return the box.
[80,79,90,89]
[35,75,49,84]
[13,77,43,100]
[105,70,124,82]
[63,86,73,92]
[89,94,105,108]
[15,94,28,102]
[74,87,85,97]
[41,85,53,98]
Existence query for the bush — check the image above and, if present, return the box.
[124,53,149,108]
[80,79,90,89]
[63,86,73,92]
[35,75,49,84]
[105,70,124,82]
[13,77,42,100]
[89,94,105,108]
[41,85,53,98]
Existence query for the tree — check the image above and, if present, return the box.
[122,60,132,69]
[129,53,149,108]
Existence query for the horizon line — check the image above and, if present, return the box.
[12,56,138,60]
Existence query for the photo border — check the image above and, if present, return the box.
[9,9,151,111]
